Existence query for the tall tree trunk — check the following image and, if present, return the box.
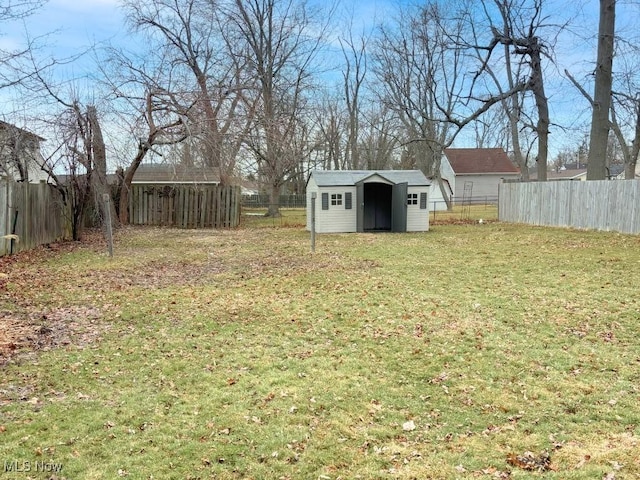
[587,0,615,180]
[267,183,281,217]
[530,42,549,182]
[119,142,152,224]
[87,106,119,229]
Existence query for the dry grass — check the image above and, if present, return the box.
[0,223,639,479]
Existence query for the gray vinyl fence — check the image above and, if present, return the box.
[499,180,640,235]
[1,180,69,256]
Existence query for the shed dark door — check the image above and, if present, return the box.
[363,183,392,231]
[356,182,364,232]
[391,182,408,232]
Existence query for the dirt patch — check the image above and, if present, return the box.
[0,306,107,367]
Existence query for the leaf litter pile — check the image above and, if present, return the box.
[1,225,639,479]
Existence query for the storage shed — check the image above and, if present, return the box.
[306,170,431,233]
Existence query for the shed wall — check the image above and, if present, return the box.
[309,184,358,233]
[407,186,430,231]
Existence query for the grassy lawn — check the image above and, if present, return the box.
[1,222,639,479]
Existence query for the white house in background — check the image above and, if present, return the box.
[306,170,431,233]
[428,177,454,211]
[442,148,521,201]
[0,121,48,183]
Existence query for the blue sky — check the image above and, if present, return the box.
[1,0,633,161]
[2,0,127,69]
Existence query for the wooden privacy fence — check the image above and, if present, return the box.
[499,180,640,235]
[1,180,69,256]
[128,184,241,228]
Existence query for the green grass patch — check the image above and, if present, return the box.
[1,223,639,479]
[240,208,306,228]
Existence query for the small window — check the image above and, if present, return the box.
[331,193,343,206]
[321,192,329,210]
[407,193,418,205]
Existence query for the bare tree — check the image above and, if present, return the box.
[587,0,616,180]
[340,28,369,170]
[373,1,526,208]
[25,55,119,230]
[225,0,330,217]
[115,91,189,223]
[0,0,46,89]
[470,0,556,181]
[98,46,194,223]
[123,0,251,183]
[360,104,397,170]
[50,111,93,240]
[566,70,639,180]
[313,93,346,170]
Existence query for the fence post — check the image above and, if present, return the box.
[10,209,18,255]
[103,194,114,258]
[311,192,316,252]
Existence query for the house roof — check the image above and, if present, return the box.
[0,120,46,142]
[444,148,520,175]
[540,164,624,181]
[545,168,587,181]
[132,163,220,184]
[607,164,625,178]
[309,169,430,187]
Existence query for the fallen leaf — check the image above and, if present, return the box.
[507,451,551,472]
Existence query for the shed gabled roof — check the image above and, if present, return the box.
[309,169,430,187]
[444,148,520,175]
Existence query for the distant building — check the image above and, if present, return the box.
[0,121,48,183]
[442,148,521,200]
[546,168,588,181]
[130,163,220,185]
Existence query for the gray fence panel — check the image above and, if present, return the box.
[499,180,640,235]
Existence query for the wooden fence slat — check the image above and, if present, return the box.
[129,185,241,228]
[3,182,241,255]
[0,181,69,256]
